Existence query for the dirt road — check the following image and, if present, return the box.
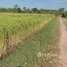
[59,16,67,67]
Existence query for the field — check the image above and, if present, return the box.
[0,13,60,67]
[0,13,54,54]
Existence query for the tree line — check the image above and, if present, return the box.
[0,5,57,14]
[0,4,66,16]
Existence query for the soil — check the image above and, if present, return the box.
[59,16,67,67]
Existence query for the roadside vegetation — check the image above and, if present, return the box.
[0,13,54,59]
[61,10,67,30]
[61,10,67,18]
[64,18,67,30]
[0,18,60,67]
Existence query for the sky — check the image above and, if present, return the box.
[0,0,67,10]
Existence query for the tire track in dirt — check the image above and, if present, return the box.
[59,16,67,67]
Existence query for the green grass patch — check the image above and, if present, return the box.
[0,18,59,67]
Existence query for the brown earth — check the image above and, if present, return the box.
[59,16,67,67]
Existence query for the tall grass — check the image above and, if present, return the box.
[0,18,59,67]
[0,13,54,57]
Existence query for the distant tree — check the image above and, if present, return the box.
[59,8,65,12]
[13,4,19,13]
[25,8,31,13]
[1,7,6,12]
[17,8,22,13]
[58,8,65,15]
[0,5,59,14]
[40,9,45,14]
[0,7,1,12]
[54,11,59,16]
[23,7,26,10]
[7,8,13,12]
[14,4,18,9]
[23,7,26,13]
[32,8,38,13]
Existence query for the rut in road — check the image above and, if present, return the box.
[59,16,67,67]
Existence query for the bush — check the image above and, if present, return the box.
[61,11,67,18]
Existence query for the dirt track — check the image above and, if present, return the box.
[59,16,67,67]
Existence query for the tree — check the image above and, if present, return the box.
[59,8,64,12]
[61,11,67,18]
[17,8,22,13]
[23,7,26,10]
[32,8,38,13]
[0,7,1,12]
[13,4,18,13]
[1,7,7,12]
[7,8,13,12]
[14,4,18,9]
[23,7,26,13]
[58,8,65,15]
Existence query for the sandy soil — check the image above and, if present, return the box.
[59,16,67,67]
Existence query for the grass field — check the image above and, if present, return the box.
[0,13,54,54]
[0,17,60,67]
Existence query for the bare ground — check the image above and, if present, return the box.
[59,16,67,67]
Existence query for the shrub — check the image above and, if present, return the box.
[61,11,67,18]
